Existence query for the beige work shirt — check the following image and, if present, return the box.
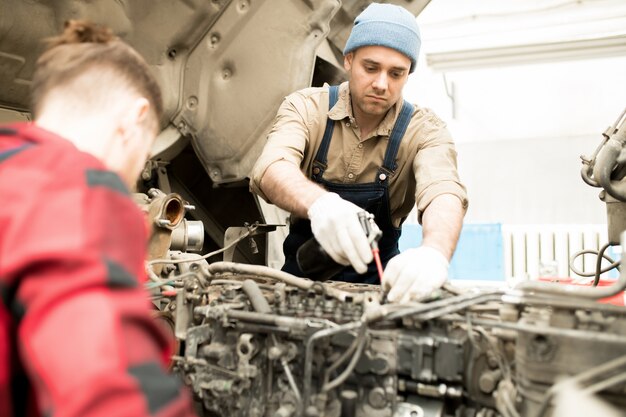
[250,82,468,226]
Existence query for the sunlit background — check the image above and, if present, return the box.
[401,0,626,283]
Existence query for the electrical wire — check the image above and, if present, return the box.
[593,243,619,286]
[569,243,620,285]
[146,266,161,283]
[144,228,254,283]
[146,280,175,290]
[147,227,254,267]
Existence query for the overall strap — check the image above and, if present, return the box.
[312,85,340,181]
[377,100,414,184]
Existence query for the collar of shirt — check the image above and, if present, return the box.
[326,81,403,140]
[14,122,74,148]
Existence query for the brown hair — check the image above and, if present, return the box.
[31,20,163,124]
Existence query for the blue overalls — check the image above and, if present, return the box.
[282,85,414,284]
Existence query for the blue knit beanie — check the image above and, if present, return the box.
[343,3,421,73]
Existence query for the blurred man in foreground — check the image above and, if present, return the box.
[0,20,196,417]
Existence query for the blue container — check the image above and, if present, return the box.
[399,223,505,281]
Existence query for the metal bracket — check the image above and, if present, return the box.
[223,222,282,262]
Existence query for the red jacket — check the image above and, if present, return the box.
[0,124,196,417]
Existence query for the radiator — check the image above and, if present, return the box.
[502,224,618,281]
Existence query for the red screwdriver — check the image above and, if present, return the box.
[358,212,384,283]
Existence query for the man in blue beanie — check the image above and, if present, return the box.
[251,3,467,302]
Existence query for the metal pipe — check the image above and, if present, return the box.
[301,321,362,415]
[583,372,626,395]
[580,163,600,187]
[207,262,364,302]
[593,110,626,201]
[281,357,302,405]
[321,325,367,392]
[385,290,504,322]
[501,292,626,313]
[241,275,305,407]
[409,293,505,322]
[468,318,626,345]
[196,307,311,331]
[171,219,204,252]
[322,328,363,388]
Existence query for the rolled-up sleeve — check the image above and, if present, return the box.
[250,93,312,202]
[413,115,468,223]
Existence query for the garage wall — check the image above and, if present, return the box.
[403,0,626,225]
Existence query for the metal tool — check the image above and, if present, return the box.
[297,211,383,281]
[357,212,384,282]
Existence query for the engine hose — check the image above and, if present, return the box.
[242,279,272,314]
[206,262,366,302]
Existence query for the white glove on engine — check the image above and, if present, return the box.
[382,246,449,303]
[308,193,373,274]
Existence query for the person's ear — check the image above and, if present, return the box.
[133,97,151,126]
[344,52,354,72]
[120,97,151,143]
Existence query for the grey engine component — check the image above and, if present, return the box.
[151,253,626,417]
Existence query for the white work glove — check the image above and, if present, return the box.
[308,193,373,274]
[382,246,449,303]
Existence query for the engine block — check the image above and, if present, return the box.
[150,257,626,417]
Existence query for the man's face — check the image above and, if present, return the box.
[344,45,411,120]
